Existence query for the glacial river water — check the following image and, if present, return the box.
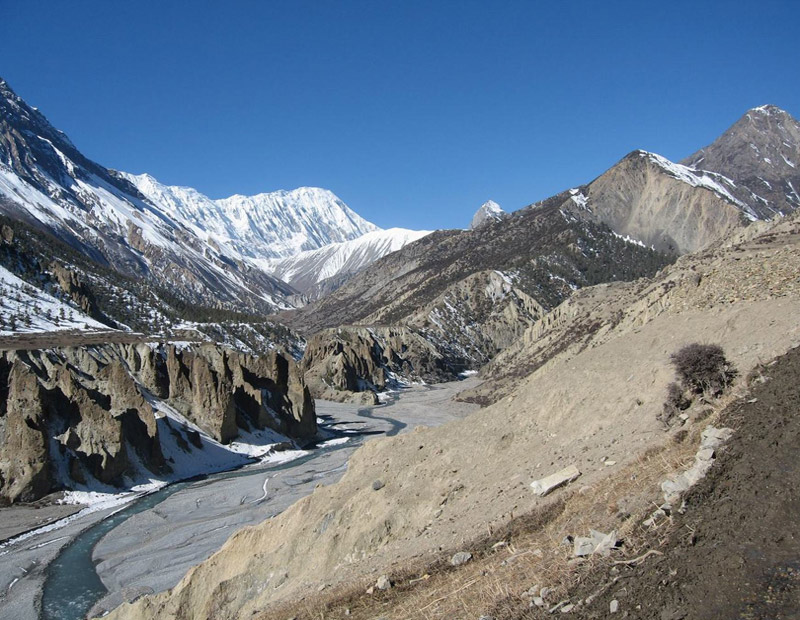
[0,379,477,620]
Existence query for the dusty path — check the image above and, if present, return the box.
[0,378,477,620]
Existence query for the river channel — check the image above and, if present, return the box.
[0,378,478,620]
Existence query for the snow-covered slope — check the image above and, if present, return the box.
[682,104,800,217]
[0,77,296,314]
[266,227,431,295]
[0,264,108,333]
[124,173,379,261]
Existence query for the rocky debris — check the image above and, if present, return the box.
[0,342,315,503]
[371,480,385,491]
[610,599,619,613]
[661,426,733,505]
[572,530,619,557]
[530,464,581,496]
[450,551,473,566]
[375,575,392,590]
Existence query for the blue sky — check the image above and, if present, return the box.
[2,1,798,230]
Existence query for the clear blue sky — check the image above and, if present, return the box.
[2,0,798,230]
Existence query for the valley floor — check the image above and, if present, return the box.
[0,378,478,620]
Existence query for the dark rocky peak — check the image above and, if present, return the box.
[682,105,800,217]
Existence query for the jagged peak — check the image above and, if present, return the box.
[470,200,507,229]
[749,104,789,116]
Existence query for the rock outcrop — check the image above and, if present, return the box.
[301,326,453,402]
[561,151,749,254]
[470,200,507,229]
[0,342,315,503]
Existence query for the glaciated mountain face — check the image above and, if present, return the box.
[125,173,379,260]
[470,200,507,229]
[267,227,431,296]
[682,105,800,217]
[0,77,295,314]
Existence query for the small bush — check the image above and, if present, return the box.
[670,343,737,396]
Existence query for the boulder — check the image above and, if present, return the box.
[530,464,581,496]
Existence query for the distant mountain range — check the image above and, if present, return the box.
[0,76,427,323]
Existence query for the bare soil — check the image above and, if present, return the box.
[547,344,800,620]
[263,345,800,620]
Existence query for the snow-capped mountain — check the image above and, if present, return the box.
[470,200,507,229]
[267,227,431,296]
[0,77,296,314]
[682,104,800,217]
[124,173,378,260]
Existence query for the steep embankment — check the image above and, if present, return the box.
[105,207,800,620]
[0,343,314,503]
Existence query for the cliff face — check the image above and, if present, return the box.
[0,342,315,503]
[562,151,749,254]
[301,326,453,403]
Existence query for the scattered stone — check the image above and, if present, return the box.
[450,551,473,566]
[540,586,552,599]
[573,529,619,557]
[365,586,374,595]
[561,603,575,613]
[521,584,540,598]
[376,575,392,590]
[372,480,385,491]
[610,599,619,613]
[530,464,581,496]
[478,616,494,620]
[491,540,508,550]
[549,600,570,613]
[662,426,734,504]
[604,460,617,466]
[532,596,545,607]
[701,426,734,449]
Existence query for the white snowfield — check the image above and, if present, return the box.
[124,173,379,261]
[264,227,432,290]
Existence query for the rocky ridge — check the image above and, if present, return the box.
[683,104,800,217]
[0,342,315,503]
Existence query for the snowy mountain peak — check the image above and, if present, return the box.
[470,200,507,229]
[124,172,380,261]
[750,104,789,117]
[267,227,432,297]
